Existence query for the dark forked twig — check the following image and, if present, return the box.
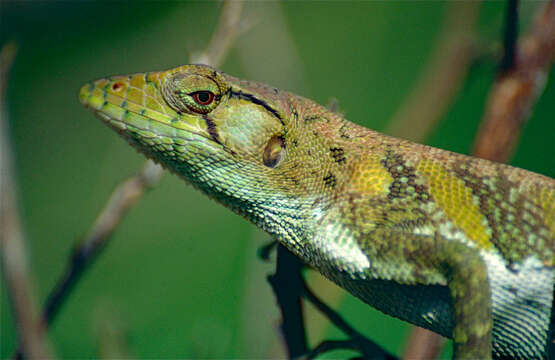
[501,0,520,74]
[268,245,309,358]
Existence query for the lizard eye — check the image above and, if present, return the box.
[191,91,215,106]
[162,73,223,114]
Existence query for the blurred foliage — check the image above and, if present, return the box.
[1,1,554,359]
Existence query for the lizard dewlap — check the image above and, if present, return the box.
[80,64,554,360]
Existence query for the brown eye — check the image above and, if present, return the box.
[191,91,215,106]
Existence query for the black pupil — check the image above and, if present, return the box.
[197,92,210,103]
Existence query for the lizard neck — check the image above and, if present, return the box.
[167,148,319,250]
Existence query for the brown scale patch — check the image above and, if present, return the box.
[537,186,554,239]
[304,115,321,123]
[452,162,550,265]
[381,150,428,203]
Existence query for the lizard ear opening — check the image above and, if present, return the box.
[263,135,286,168]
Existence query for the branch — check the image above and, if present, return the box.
[41,160,163,328]
[402,2,555,358]
[267,245,308,358]
[1,42,54,359]
[12,1,245,358]
[192,0,244,67]
[473,0,555,162]
[501,0,520,73]
[301,279,396,360]
[402,327,443,360]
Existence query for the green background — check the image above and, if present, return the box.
[1,1,554,358]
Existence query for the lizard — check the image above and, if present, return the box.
[79,64,554,359]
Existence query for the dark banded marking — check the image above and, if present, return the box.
[323,173,337,188]
[202,114,223,146]
[330,147,346,163]
[230,89,284,125]
[201,114,237,156]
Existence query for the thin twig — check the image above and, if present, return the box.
[192,0,244,67]
[257,240,277,261]
[41,160,162,329]
[301,279,397,360]
[501,0,520,74]
[473,0,555,162]
[1,42,54,359]
[405,2,555,359]
[307,339,396,360]
[12,1,245,358]
[402,327,443,360]
[300,280,360,341]
[306,339,360,360]
[268,245,308,358]
[266,245,397,359]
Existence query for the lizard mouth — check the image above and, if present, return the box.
[79,75,216,148]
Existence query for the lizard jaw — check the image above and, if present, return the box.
[79,75,225,161]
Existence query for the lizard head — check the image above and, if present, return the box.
[80,64,341,231]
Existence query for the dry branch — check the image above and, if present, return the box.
[193,0,244,67]
[405,2,555,359]
[1,42,54,359]
[473,0,555,162]
[11,1,244,358]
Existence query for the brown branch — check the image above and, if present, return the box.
[1,42,54,359]
[300,278,397,360]
[12,1,245,358]
[403,2,555,359]
[403,327,443,360]
[40,160,163,331]
[473,0,555,162]
[267,245,308,358]
[192,0,244,67]
[405,2,555,359]
[501,0,520,73]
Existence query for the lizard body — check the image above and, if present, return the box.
[80,65,554,359]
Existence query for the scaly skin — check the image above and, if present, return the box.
[80,65,554,359]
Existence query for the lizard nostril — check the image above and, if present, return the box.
[112,82,124,92]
